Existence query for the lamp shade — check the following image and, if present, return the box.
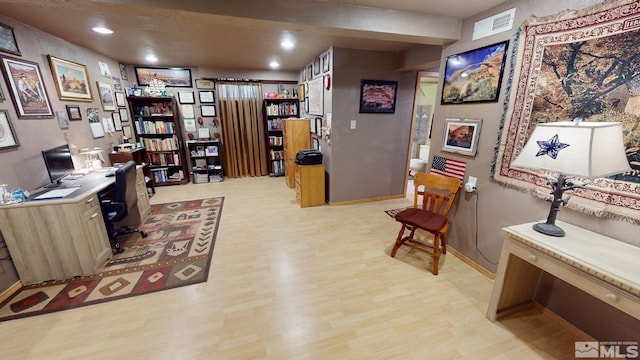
[511,121,631,178]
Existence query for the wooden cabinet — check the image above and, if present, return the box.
[186,140,224,183]
[295,164,325,207]
[108,147,155,195]
[0,188,112,285]
[283,118,310,188]
[264,98,299,176]
[128,96,189,186]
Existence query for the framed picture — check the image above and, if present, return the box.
[66,105,82,120]
[47,55,93,102]
[112,111,122,131]
[199,90,215,103]
[0,23,20,56]
[119,107,129,122]
[134,66,192,87]
[315,117,323,136]
[359,79,398,114]
[0,55,54,118]
[195,78,215,89]
[87,107,104,138]
[97,81,116,111]
[119,63,128,80]
[442,118,482,157]
[0,110,19,149]
[313,57,321,75]
[308,77,323,115]
[306,64,313,80]
[310,116,316,133]
[178,91,195,104]
[322,52,330,73]
[298,84,305,99]
[441,40,509,104]
[56,111,69,129]
[115,91,126,107]
[201,104,216,117]
[122,124,132,139]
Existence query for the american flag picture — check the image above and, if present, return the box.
[431,155,466,180]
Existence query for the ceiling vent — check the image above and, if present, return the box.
[472,8,516,41]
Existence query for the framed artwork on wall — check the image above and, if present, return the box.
[0,55,54,118]
[97,81,116,111]
[441,118,482,157]
[322,52,330,73]
[135,66,192,87]
[359,79,397,114]
[119,63,128,80]
[178,91,195,104]
[441,40,509,104]
[201,104,216,117]
[48,55,93,102]
[307,77,323,116]
[122,124,132,139]
[0,23,20,56]
[195,79,215,89]
[66,105,82,120]
[87,107,104,138]
[115,91,126,107]
[198,90,215,103]
[56,111,69,129]
[0,110,19,149]
[112,111,122,131]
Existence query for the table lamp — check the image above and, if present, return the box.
[511,119,631,237]
[80,147,104,170]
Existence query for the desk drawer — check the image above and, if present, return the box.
[508,237,640,319]
[77,193,101,214]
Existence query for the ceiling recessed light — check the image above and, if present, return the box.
[269,61,280,69]
[145,54,158,62]
[92,26,113,35]
[281,38,295,50]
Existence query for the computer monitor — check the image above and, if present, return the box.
[42,144,75,184]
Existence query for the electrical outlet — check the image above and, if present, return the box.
[465,176,477,192]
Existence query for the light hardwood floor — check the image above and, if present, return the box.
[1,176,582,359]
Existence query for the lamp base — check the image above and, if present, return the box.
[533,222,566,237]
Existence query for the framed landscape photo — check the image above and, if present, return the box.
[97,81,115,111]
[135,66,192,87]
[441,118,482,157]
[441,40,509,104]
[359,79,398,114]
[0,23,20,56]
[66,105,82,120]
[0,110,19,149]
[48,55,93,102]
[0,55,54,118]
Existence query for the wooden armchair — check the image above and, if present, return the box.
[390,172,461,275]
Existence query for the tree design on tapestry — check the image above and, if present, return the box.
[532,29,640,183]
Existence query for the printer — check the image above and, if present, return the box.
[295,149,323,165]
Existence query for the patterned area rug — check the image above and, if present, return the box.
[0,197,224,322]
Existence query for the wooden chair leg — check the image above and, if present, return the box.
[391,224,407,257]
[441,233,447,254]
[432,236,440,275]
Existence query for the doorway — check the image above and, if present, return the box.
[406,71,439,196]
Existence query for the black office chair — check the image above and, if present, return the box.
[100,160,147,253]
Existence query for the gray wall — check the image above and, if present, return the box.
[435,0,638,340]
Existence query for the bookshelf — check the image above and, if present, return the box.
[128,96,189,186]
[264,98,299,176]
[186,140,224,184]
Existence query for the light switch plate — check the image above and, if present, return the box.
[350,120,356,129]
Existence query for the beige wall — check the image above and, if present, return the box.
[435,0,638,340]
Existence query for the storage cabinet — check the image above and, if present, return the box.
[264,98,299,176]
[282,118,310,188]
[186,140,224,183]
[128,96,189,186]
[295,164,325,207]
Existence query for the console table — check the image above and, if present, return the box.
[486,221,640,321]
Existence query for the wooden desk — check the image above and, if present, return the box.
[0,171,116,285]
[486,221,640,321]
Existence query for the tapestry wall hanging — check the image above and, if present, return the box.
[492,0,640,223]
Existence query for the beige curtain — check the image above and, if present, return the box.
[215,82,268,177]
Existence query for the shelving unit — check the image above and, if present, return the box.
[186,140,224,184]
[264,98,299,176]
[128,96,189,186]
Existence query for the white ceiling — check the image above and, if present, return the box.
[0,0,510,72]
